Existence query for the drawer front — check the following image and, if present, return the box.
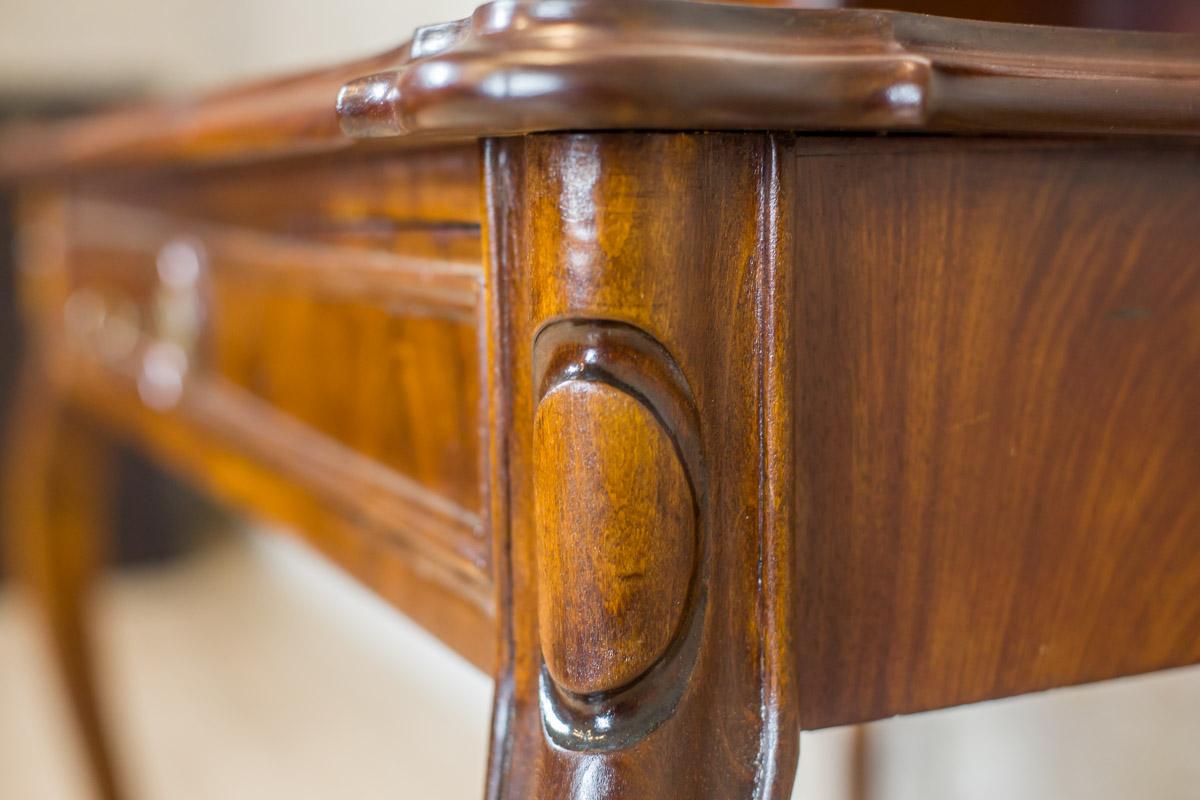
[38,148,491,617]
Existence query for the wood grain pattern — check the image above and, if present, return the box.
[7,5,1200,798]
[336,0,1200,139]
[6,191,131,799]
[534,380,694,697]
[63,362,496,671]
[69,207,485,520]
[484,132,799,799]
[12,156,498,672]
[4,2,1200,177]
[84,145,482,233]
[531,319,706,704]
[788,137,1200,728]
[841,0,1200,32]
[55,199,489,555]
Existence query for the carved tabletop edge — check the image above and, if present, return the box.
[5,0,1200,177]
[341,0,1200,140]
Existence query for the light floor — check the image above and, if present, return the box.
[0,530,493,800]
[1,529,1198,800]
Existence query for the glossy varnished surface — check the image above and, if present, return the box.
[13,144,496,670]
[4,1,1200,177]
[484,131,1200,797]
[6,3,1200,798]
[530,320,706,703]
[4,370,123,799]
[340,0,1200,141]
[88,145,483,233]
[788,138,1200,728]
[485,132,798,799]
[534,380,694,697]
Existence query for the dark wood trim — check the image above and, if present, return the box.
[4,363,124,799]
[65,361,497,670]
[70,199,483,322]
[5,1,1200,176]
[483,131,800,800]
[68,360,492,605]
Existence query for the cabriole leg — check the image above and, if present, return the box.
[482,132,799,799]
[5,364,123,800]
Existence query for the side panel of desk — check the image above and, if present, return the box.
[790,137,1200,728]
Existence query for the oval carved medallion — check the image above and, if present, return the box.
[534,378,695,697]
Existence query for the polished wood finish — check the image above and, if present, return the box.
[844,0,1200,33]
[789,137,1200,728]
[4,367,123,800]
[336,0,1200,139]
[87,144,483,231]
[484,132,799,799]
[11,151,496,671]
[531,319,706,700]
[534,374,695,697]
[3,3,1200,799]
[3,0,1200,179]
[67,197,484,508]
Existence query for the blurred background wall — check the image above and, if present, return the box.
[0,0,479,97]
[1,1,1198,799]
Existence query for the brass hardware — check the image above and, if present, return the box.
[62,234,205,411]
[140,236,205,409]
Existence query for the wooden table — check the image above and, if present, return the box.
[3,2,1199,798]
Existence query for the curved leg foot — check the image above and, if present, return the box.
[5,365,123,800]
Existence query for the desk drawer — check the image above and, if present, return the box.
[37,150,491,610]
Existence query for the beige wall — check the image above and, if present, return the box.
[0,0,478,95]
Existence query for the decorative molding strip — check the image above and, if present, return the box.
[6,1,1200,175]
[338,0,1200,140]
[68,199,482,322]
[6,0,1200,177]
[482,132,802,799]
[63,349,492,608]
[531,319,705,752]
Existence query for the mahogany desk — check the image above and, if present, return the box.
[3,2,1199,798]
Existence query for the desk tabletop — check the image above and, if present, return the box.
[3,0,1200,174]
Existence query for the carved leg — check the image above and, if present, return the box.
[483,133,799,799]
[5,364,123,800]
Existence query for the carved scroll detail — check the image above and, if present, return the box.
[531,319,704,752]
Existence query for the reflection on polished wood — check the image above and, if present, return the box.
[2,1,1200,798]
